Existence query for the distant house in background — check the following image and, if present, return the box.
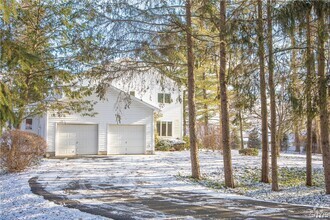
[22,71,183,156]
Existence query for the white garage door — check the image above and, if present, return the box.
[56,124,98,156]
[108,125,145,154]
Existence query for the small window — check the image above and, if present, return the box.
[161,122,167,136]
[25,119,33,130]
[156,121,173,137]
[158,93,164,103]
[157,121,161,135]
[165,94,171,103]
[167,122,172,136]
[158,93,171,104]
[129,91,135,96]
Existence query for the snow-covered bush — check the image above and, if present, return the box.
[156,138,186,151]
[238,148,259,156]
[0,130,47,172]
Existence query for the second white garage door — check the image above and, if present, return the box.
[108,125,145,154]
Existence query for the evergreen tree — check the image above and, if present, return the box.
[0,0,100,129]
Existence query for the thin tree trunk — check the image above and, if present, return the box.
[316,7,330,194]
[291,26,301,154]
[267,0,278,191]
[315,118,322,154]
[215,62,223,151]
[257,0,270,183]
[294,128,301,153]
[239,110,244,149]
[185,0,200,179]
[219,0,234,188]
[306,8,313,187]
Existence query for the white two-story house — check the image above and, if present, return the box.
[21,70,183,156]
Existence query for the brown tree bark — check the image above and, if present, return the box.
[306,8,313,187]
[294,128,301,153]
[290,25,301,154]
[316,7,330,194]
[315,119,322,154]
[267,0,279,191]
[257,0,270,183]
[185,0,201,179]
[219,0,234,188]
[215,64,223,151]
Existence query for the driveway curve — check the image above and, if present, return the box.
[29,152,330,219]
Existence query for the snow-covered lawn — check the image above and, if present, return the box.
[0,161,106,220]
[0,150,329,219]
[183,150,329,207]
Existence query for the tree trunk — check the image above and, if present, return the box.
[267,0,278,191]
[291,26,301,154]
[316,7,330,194]
[219,0,234,188]
[257,0,270,183]
[315,118,322,154]
[215,63,223,151]
[185,0,201,179]
[294,128,301,153]
[239,110,244,149]
[306,8,313,187]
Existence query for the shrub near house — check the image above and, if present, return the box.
[0,130,47,172]
[239,148,259,156]
[155,137,186,151]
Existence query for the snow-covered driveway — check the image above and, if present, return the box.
[1,151,330,219]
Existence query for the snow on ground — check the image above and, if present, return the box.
[179,150,330,208]
[0,161,107,220]
[0,150,329,220]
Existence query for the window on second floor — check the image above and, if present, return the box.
[158,93,171,104]
[156,121,172,137]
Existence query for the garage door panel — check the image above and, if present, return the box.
[108,125,145,154]
[56,124,98,156]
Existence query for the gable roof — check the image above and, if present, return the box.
[109,85,160,111]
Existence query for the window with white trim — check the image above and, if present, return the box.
[158,93,171,104]
[157,121,172,137]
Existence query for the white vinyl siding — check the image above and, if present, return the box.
[46,87,154,155]
[113,72,183,139]
[21,115,47,138]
